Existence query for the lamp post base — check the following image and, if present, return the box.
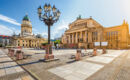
[38,44,59,62]
[44,54,54,60]
[44,44,54,60]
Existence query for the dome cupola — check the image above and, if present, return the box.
[23,15,30,21]
[22,14,32,27]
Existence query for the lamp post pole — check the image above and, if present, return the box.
[48,25,50,44]
[38,4,60,60]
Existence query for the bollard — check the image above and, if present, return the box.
[102,48,106,54]
[75,49,81,61]
[93,48,97,56]
[16,50,23,60]
[10,49,15,57]
[8,49,11,55]
[85,47,87,52]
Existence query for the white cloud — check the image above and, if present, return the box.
[51,20,69,39]
[10,27,20,35]
[0,14,20,26]
[0,25,13,35]
[42,32,48,38]
[32,28,37,32]
[32,28,39,34]
[0,24,20,36]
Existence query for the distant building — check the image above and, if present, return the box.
[62,17,130,49]
[12,15,46,48]
[0,35,12,47]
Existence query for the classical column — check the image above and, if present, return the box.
[69,34,71,44]
[99,31,102,42]
[71,33,74,43]
[85,31,87,42]
[88,32,92,43]
[74,33,76,43]
[73,33,75,43]
[67,35,69,44]
[76,32,78,43]
[80,31,83,39]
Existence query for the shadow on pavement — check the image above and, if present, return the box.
[0,60,42,69]
[66,60,76,64]
[0,60,14,63]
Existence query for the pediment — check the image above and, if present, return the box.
[69,18,103,29]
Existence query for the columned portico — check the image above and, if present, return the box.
[62,17,129,49]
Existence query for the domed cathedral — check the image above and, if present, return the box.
[61,16,130,49]
[12,14,46,48]
[21,15,33,37]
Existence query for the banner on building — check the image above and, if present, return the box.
[94,42,100,46]
[101,42,108,46]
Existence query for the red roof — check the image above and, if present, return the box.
[0,35,11,38]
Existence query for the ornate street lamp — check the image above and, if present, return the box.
[37,4,60,60]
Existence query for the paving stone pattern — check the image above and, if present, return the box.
[49,61,104,80]
[0,49,34,80]
[48,50,126,80]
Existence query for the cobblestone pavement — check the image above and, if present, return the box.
[86,50,130,80]
[2,49,130,80]
[48,50,125,80]
[0,49,34,80]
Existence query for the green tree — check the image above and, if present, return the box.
[36,34,42,38]
[41,42,48,46]
[54,40,61,46]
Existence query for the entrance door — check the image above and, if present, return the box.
[87,44,89,49]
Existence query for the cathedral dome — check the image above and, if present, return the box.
[23,15,30,21]
[22,14,32,26]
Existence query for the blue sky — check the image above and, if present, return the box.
[0,0,130,39]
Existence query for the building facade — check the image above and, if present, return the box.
[13,15,46,48]
[62,17,129,49]
[0,35,12,47]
